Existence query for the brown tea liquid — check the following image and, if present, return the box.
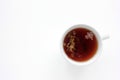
[63,28,98,62]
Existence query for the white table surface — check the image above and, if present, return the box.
[0,0,120,80]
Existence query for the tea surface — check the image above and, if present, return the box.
[63,28,98,61]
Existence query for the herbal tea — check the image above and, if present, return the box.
[63,28,98,62]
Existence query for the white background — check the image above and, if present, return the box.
[0,0,120,80]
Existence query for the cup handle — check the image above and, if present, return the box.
[102,34,110,40]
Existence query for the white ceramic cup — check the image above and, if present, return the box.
[61,24,109,66]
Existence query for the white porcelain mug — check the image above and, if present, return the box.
[61,24,109,66]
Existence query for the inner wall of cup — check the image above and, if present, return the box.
[62,24,102,65]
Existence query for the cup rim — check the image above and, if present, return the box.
[61,24,102,66]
